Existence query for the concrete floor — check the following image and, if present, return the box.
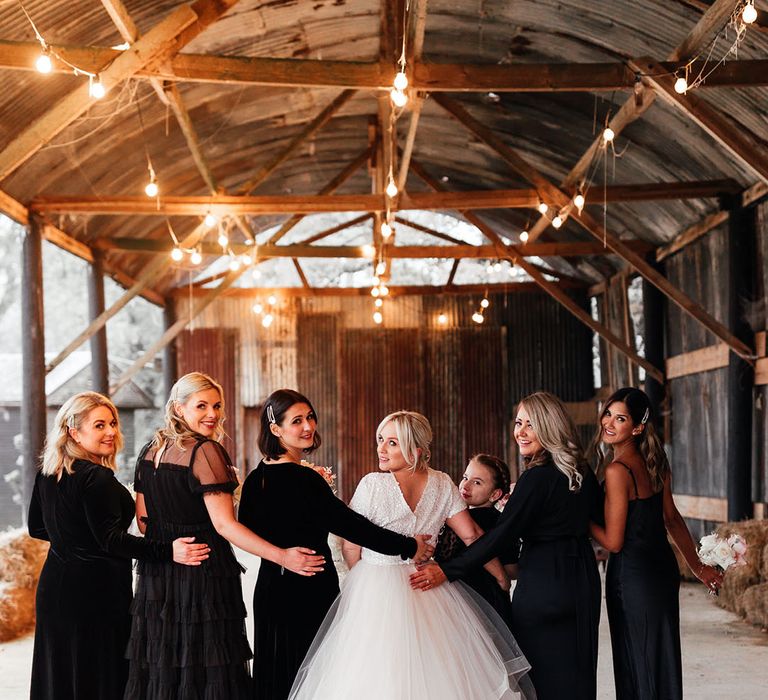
[2,558,767,699]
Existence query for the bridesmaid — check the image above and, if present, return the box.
[412,391,603,699]
[588,387,722,700]
[28,392,209,700]
[238,389,434,700]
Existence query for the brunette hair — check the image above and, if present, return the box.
[590,387,669,492]
[470,453,511,495]
[258,389,322,460]
[41,392,123,478]
[152,372,226,450]
[517,391,586,492]
[376,411,432,472]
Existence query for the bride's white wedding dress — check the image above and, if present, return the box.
[288,468,536,699]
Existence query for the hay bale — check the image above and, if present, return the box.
[717,565,760,616]
[762,542,768,582]
[715,520,768,580]
[0,529,48,642]
[741,583,768,630]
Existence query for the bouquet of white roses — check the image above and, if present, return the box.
[697,532,748,571]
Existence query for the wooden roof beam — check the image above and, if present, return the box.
[431,94,753,360]
[0,0,241,183]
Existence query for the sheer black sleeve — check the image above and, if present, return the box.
[190,440,239,495]
[82,466,172,561]
[27,476,49,541]
[304,470,417,559]
[441,466,548,581]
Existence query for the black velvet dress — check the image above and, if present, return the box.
[441,460,603,700]
[434,505,516,624]
[238,461,418,700]
[125,438,251,700]
[606,462,682,700]
[28,460,171,700]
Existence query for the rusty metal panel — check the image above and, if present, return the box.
[176,328,239,465]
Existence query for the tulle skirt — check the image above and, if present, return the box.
[289,560,536,700]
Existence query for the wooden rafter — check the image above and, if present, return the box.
[297,214,373,245]
[3,41,768,91]
[292,259,312,290]
[432,93,753,360]
[95,239,653,259]
[0,0,241,183]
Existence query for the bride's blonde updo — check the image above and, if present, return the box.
[376,410,432,473]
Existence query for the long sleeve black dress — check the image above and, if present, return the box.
[606,462,682,700]
[441,460,603,700]
[238,461,418,700]
[28,460,171,700]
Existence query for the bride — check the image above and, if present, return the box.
[288,411,536,699]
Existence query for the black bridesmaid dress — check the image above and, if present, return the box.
[28,460,171,700]
[441,460,603,700]
[238,460,418,700]
[606,462,682,700]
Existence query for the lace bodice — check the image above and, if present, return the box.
[349,469,466,565]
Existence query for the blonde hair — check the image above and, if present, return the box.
[41,392,123,478]
[518,392,585,492]
[152,372,226,450]
[376,410,432,472]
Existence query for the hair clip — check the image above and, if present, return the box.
[266,405,276,425]
[641,407,650,424]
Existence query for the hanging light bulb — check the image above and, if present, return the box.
[144,179,158,198]
[379,285,389,297]
[537,202,549,215]
[520,231,529,243]
[372,275,380,286]
[217,233,228,248]
[493,262,502,273]
[240,254,252,266]
[267,294,278,306]
[573,193,585,211]
[371,286,380,298]
[262,313,274,328]
[603,127,615,143]
[170,247,183,262]
[376,261,387,275]
[252,303,263,315]
[374,298,383,308]
[390,88,408,108]
[89,76,106,99]
[229,258,241,272]
[381,222,392,239]
[204,213,218,228]
[385,177,399,198]
[361,244,376,258]
[35,52,52,74]
[743,1,757,24]
[373,311,383,325]
[480,298,490,309]
[486,263,495,274]
[552,215,563,229]
[393,71,408,91]
[673,76,688,94]
[190,250,202,265]
[437,313,448,325]
[472,312,485,324]
[252,268,262,280]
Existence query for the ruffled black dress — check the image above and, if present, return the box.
[124,438,251,699]
[28,460,171,700]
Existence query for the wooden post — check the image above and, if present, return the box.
[726,197,755,521]
[642,255,666,438]
[21,215,46,511]
[163,301,178,398]
[88,251,109,394]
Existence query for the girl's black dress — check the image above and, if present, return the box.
[238,461,418,700]
[434,505,516,623]
[28,459,171,700]
[125,438,251,699]
[441,460,603,700]
[606,462,682,700]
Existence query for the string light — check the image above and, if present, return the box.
[217,233,228,248]
[204,213,218,228]
[88,76,105,99]
[520,231,529,243]
[603,127,615,143]
[374,298,383,308]
[170,247,183,262]
[373,310,384,325]
[372,276,380,286]
[674,75,688,94]
[371,287,380,298]
[493,262,502,273]
[190,250,202,265]
[385,176,399,198]
[144,166,158,197]
[361,244,376,258]
[742,1,757,24]
[252,268,262,280]
[393,71,409,91]
[480,298,490,309]
[573,193,585,211]
[472,312,485,324]
[381,222,392,239]
[35,51,52,74]
[229,258,241,272]
[437,313,448,325]
[252,303,263,315]
[267,294,278,306]
[390,87,408,108]
[262,313,274,328]
[552,215,563,229]
[537,202,549,215]
[379,285,389,297]
[376,261,387,275]
[240,254,252,266]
